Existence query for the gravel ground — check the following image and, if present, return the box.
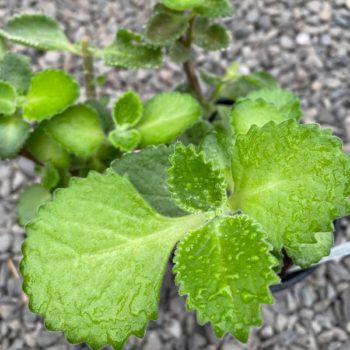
[1,0,350,349]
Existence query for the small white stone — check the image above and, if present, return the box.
[296,32,311,46]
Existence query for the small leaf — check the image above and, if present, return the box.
[177,120,213,145]
[102,29,163,69]
[0,80,17,115]
[135,92,202,146]
[26,124,70,169]
[17,184,51,226]
[0,52,31,95]
[160,0,202,11]
[144,11,189,46]
[231,99,286,135]
[167,143,226,213]
[21,171,207,349]
[193,18,231,51]
[41,162,60,190]
[86,98,114,135]
[174,215,279,342]
[23,69,79,121]
[0,13,74,52]
[0,115,29,158]
[229,121,350,265]
[196,0,233,18]
[0,36,7,59]
[108,129,141,151]
[200,69,222,86]
[43,104,105,158]
[112,91,143,129]
[244,88,302,121]
[112,145,186,217]
[169,41,192,64]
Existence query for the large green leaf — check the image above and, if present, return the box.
[144,11,189,46]
[102,29,163,69]
[112,145,185,217]
[0,80,17,115]
[21,171,207,349]
[0,14,75,52]
[229,120,350,266]
[174,215,279,342]
[23,70,79,121]
[43,104,105,158]
[167,143,227,213]
[0,52,31,95]
[135,92,202,146]
[0,115,29,158]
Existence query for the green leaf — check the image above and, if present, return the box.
[0,115,29,158]
[244,88,302,121]
[160,0,202,11]
[21,171,207,349]
[108,129,141,151]
[196,0,233,18]
[193,18,231,51]
[0,13,74,52]
[200,69,222,86]
[43,104,105,158]
[174,215,279,342]
[112,145,186,217]
[177,120,213,145]
[23,69,80,121]
[86,98,114,135]
[0,52,31,95]
[144,11,189,46]
[136,92,202,146]
[231,99,286,135]
[41,162,60,190]
[229,121,350,266]
[17,184,51,226]
[26,124,70,169]
[169,41,192,64]
[0,80,17,115]
[112,91,143,129]
[0,36,7,59]
[102,29,163,69]
[168,143,226,213]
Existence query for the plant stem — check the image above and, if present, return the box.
[81,37,97,99]
[182,17,204,103]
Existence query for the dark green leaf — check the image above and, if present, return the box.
[41,162,60,190]
[169,41,191,64]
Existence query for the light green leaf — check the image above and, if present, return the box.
[41,162,60,190]
[21,171,207,349]
[112,91,143,129]
[0,52,31,95]
[169,41,192,64]
[43,104,105,158]
[231,99,286,135]
[102,29,163,69]
[23,69,80,121]
[108,129,141,151]
[193,18,231,51]
[26,124,70,169]
[112,145,186,217]
[244,88,302,121]
[17,184,51,226]
[167,143,226,213]
[0,80,17,115]
[174,215,279,342]
[0,13,74,52]
[196,0,233,18]
[229,121,350,266]
[136,92,202,146]
[160,0,202,11]
[144,11,189,46]
[0,115,29,158]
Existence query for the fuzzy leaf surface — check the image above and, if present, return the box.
[136,92,202,146]
[174,215,279,342]
[43,104,104,157]
[21,171,206,349]
[23,70,79,121]
[112,145,185,217]
[0,115,29,158]
[112,91,143,128]
[0,14,74,52]
[102,29,163,69]
[168,143,226,213]
[169,41,191,64]
[230,121,350,266]
[0,52,31,94]
[0,80,16,115]
[108,129,141,151]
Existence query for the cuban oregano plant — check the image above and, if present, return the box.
[1,1,349,349]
